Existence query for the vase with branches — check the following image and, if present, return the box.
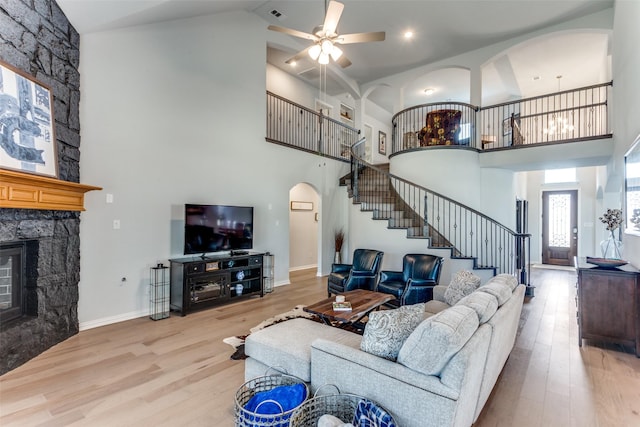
[598,208,623,259]
[334,229,345,264]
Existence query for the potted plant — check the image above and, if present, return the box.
[334,229,345,264]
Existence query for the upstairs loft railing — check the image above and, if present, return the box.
[266,91,358,162]
[350,139,531,283]
[391,102,479,154]
[390,82,612,154]
[479,81,612,149]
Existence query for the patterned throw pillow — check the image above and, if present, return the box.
[444,270,481,306]
[353,399,397,427]
[360,304,425,361]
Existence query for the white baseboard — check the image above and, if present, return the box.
[81,279,293,330]
[79,310,147,331]
[289,264,317,272]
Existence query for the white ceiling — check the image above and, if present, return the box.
[57,0,613,111]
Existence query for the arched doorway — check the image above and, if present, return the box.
[289,183,320,275]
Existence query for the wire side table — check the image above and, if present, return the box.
[150,263,170,320]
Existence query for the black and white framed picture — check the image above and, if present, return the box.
[502,117,512,136]
[0,60,57,177]
[378,131,386,155]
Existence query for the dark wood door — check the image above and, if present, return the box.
[542,190,577,266]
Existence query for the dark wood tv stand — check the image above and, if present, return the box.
[169,252,265,316]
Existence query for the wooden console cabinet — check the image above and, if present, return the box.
[169,252,264,316]
[574,257,640,356]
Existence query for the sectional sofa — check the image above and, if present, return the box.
[244,273,525,427]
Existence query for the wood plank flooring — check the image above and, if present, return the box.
[1,267,639,426]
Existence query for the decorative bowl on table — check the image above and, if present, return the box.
[585,256,628,269]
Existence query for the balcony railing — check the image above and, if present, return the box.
[391,102,479,155]
[479,81,612,149]
[266,91,358,161]
[390,82,612,154]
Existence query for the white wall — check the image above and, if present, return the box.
[78,11,349,328]
[612,0,640,269]
[363,99,393,164]
[390,149,484,212]
[289,183,319,270]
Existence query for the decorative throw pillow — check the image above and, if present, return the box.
[457,291,499,324]
[397,305,479,376]
[443,270,481,306]
[360,304,425,361]
[353,399,397,427]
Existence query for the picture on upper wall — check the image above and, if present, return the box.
[379,131,386,155]
[0,60,57,177]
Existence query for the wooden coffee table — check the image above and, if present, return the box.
[303,289,394,331]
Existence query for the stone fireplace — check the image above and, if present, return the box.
[0,209,82,374]
[0,0,99,375]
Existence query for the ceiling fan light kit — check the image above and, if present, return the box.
[309,44,321,60]
[269,0,385,68]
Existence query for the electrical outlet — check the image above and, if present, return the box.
[113,219,121,229]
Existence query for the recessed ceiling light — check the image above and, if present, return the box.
[290,61,297,67]
[404,30,414,39]
[424,88,434,96]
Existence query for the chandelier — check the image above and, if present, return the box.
[543,75,574,135]
[543,115,574,135]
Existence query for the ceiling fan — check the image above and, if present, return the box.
[268,0,385,68]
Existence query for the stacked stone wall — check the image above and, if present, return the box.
[0,0,81,375]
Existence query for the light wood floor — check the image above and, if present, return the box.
[0,267,639,426]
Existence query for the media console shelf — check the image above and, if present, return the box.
[169,252,265,316]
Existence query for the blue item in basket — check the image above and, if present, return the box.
[244,383,307,414]
[353,399,396,427]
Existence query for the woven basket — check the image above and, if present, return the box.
[290,389,396,427]
[234,373,309,427]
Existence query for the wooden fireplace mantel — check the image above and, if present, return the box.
[0,169,101,211]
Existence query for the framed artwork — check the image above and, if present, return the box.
[0,60,57,177]
[378,131,386,155]
[502,117,511,136]
[291,201,313,211]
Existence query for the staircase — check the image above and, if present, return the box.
[342,139,531,282]
[343,164,428,238]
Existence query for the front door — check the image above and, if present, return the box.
[542,190,578,266]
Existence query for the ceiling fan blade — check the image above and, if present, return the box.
[335,54,352,68]
[268,25,318,42]
[336,31,386,44]
[322,1,344,36]
[285,46,313,64]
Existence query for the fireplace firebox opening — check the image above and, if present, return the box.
[0,241,38,326]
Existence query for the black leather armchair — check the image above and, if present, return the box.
[375,254,443,306]
[327,249,384,297]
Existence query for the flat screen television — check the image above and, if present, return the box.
[184,204,253,255]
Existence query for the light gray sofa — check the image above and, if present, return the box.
[244,274,525,427]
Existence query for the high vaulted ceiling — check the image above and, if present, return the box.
[57,0,613,110]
